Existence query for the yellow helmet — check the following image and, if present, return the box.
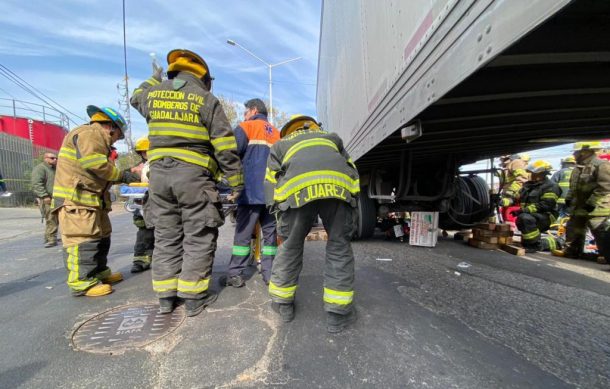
[562,155,576,164]
[574,141,603,151]
[526,160,552,174]
[280,114,320,138]
[167,49,212,88]
[135,136,149,152]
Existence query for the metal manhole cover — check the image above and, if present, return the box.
[71,303,185,353]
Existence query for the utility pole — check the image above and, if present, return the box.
[117,0,134,151]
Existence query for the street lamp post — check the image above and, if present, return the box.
[227,39,301,125]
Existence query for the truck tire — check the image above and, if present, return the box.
[355,187,376,240]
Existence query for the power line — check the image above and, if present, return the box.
[0,63,87,124]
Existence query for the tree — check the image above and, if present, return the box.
[217,95,241,128]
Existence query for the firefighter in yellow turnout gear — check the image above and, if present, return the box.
[53,106,141,297]
[556,141,610,262]
[131,49,243,317]
[265,115,360,333]
[499,154,530,207]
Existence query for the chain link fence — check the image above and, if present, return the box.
[0,133,55,207]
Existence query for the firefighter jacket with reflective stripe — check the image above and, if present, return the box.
[234,114,280,205]
[31,162,55,198]
[130,71,243,188]
[519,178,560,217]
[53,123,138,210]
[566,156,610,217]
[501,159,529,197]
[265,130,360,209]
[551,166,574,205]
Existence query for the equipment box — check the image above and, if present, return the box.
[409,212,439,247]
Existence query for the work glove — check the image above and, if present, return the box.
[564,198,571,208]
[510,209,523,217]
[584,203,596,213]
[152,62,164,83]
[43,197,52,205]
[226,190,242,203]
[133,217,146,229]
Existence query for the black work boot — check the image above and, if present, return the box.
[271,302,295,322]
[158,297,176,314]
[220,274,245,288]
[185,292,218,317]
[130,262,150,273]
[327,308,357,333]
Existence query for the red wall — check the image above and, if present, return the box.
[0,116,67,151]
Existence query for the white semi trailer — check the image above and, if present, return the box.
[317,0,610,238]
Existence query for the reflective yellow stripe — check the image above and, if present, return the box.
[145,77,160,86]
[67,245,79,285]
[283,138,338,164]
[148,148,218,173]
[53,185,101,207]
[66,245,97,291]
[557,198,566,204]
[546,236,557,251]
[589,208,610,217]
[269,281,297,299]
[323,287,354,305]
[226,173,244,187]
[133,88,143,96]
[265,168,277,184]
[149,122,209,141]
[177,278,210,294]
[513,169,527,177]
[541,193,558,200]
[152,278,178,292]
[347,158,357,169]
[558,182,570,188]
[79,153,108,169]
[211,136,238,152]
[59,147,77,161]
[508,181,522,191]
[525,204,537,213]
[109,166,122,181]
[522,229,540,240]
[274,170,360,201]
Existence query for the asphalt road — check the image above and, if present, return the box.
[0,207,609,388]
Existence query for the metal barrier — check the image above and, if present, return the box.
[0,133,55,207]
[0,98,70,128]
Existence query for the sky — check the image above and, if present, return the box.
[0,0,593,170]
[0,0,321,149]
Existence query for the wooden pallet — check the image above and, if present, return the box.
[306,227,328,241]
[467,223,516,252]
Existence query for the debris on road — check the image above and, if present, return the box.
[306,227,327,241]
[501,244,526,256]
[468,223,514,250]
[376,258,393,262]
[457,262,471,269]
